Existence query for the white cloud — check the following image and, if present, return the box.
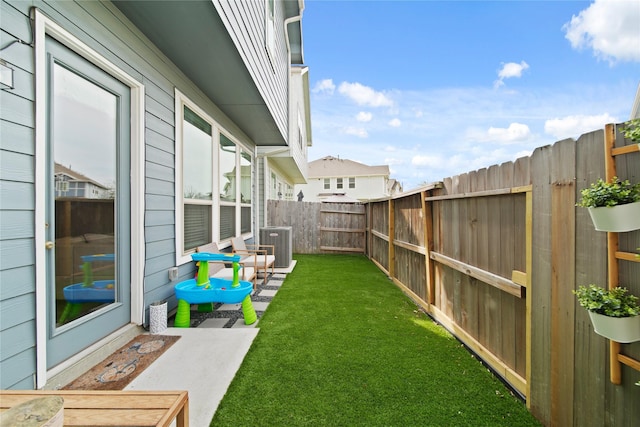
[466,123,532,144]
[494,61,529,88]
[384,145,397,152]
[563,0,640,63]
[338,82,394,107]
[388,118,402,127]
[487,123,532,143]
[312,79,336,94]
[498,61,530,79]
[544,113,619,139]
[412,155,444,168]
[356,111,372,122]
[344,126,368,138]
[384,157,404,165]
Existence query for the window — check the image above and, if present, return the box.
[323,178,330,190]
[337,178,343,189]
[183,106,213,250]
[265,0,275,63]
[219,134,236,240]
[349,177,356,189]
[176,91,253,262]
[271,172,277,199]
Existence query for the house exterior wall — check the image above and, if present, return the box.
[299,175,389,202]
[214,0,289,144]
[0,0,302,390]
[288,66,310,177]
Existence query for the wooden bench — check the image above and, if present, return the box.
[0,390,189,426]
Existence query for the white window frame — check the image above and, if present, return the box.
[337,177,343,189]
[265,0,276,66]
[175,90,253,265]
[323,178,330,190]
[349,177,356,189]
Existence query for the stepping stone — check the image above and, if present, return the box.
[217,303,242,311]
[250,301,269,312]
[259,289,278,298]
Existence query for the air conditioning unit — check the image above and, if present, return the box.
[260,226,292,269]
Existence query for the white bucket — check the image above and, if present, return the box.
[149,301,168,334]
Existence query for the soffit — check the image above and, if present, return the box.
[113,0,286,146]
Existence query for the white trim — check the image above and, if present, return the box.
[174,89,255,265]
[34,9,145,388]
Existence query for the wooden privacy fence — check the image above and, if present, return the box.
[266,123,639,426]
[266,200,366,253]
[364,124,639,427]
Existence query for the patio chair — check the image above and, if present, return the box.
[196,242,257,289]
[230,237,275,285]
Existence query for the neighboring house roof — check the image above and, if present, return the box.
[387,178,403,194]
[54,163,108,189]
[308,156,389,178]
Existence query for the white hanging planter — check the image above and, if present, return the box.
[588,311,640,343]
[587,201,640,232]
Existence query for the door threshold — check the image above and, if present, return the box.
[43,323,143,390]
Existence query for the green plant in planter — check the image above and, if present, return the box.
[573,285,640,317]
[576,177,640,208]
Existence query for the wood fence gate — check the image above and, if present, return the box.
[266,200,366,254]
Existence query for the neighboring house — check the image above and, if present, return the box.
[54,163,112,199]
[0,0,309,390]
[295,156,401,202]
[631,81,640,119]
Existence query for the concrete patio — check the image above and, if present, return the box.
[123,272,288,426]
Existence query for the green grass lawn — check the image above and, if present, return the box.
[211,254,540,426]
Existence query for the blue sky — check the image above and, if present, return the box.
[302,0,640,190]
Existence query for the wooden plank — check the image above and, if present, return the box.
[604,123,623,386]
[550,138,576,427]
[485,165,502,359]
[389,199,395,281]
[511,270,527,287]
[499,162,516,372]
[319,246,365,253]
[611,142,639,156]
[319,227,366,233]
[430,252,523,298]
[393,239,426,255]
[529,143,553,420]
[618,353,640,371]
[0,390,189,427]
[370,229,388,241]
[573,129,607,427]
[320,209,365,215]
[615,251,640,262]
[425,187,512,201]
[422,190,435,305]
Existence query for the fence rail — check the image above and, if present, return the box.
[267,123,640,426]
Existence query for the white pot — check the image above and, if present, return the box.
[149,301,168,334]
[588,311,640,343]
[587,201,640,232]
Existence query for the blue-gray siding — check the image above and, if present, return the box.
[1,0,287,389]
